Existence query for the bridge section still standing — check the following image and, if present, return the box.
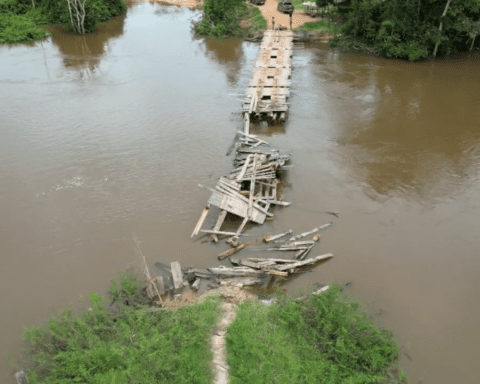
[242,30,294,133]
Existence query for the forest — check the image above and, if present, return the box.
[324,0,480,60]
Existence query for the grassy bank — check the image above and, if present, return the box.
[195,0,266,37]
[0,0,127,45]
[227,285,406,383]
[22,273,220,383]
[296,19,337,34]
[20,275,405,383]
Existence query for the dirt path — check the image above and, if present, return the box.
[204,282,255,384]
[254,0,321,29]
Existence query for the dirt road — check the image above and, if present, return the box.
[254,0,320,29]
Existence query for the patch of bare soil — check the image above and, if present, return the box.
[206,281,256,384]
[254,0,321,29]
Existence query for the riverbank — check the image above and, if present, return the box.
[18,274,405,383]
[0,0,126,45]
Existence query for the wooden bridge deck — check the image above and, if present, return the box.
[242,30,294,121]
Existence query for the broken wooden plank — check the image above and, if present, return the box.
[263,229,293,243]
[265,269,289,277]
[246,257,298,263]
[218,242,251,260]
[153,276,165,295]
[248,155,258,218]
[211,209,228,243]
[170,261,184,290]
[236,154,252,181]
[275,254,333,271]
[286,223,333,242]
[201,229,238,236]
[312,285,330,294]
[191,279,201,290]
[191,204,211,237]
[206,189,267,224]
[208,183,272,219]
[208,266,266,278]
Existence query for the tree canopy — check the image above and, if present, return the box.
[324,0,480,60]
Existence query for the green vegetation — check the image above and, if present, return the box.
[0,0,127,44]
[227,285,406,383]
[195,0,266,37]
[23,273,220,383]
[0,12,50,44]
[250,6,267,31]
[297,19,337,34]
[325,0,480,60]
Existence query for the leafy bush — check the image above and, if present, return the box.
[0,13,49,44]
[195,0,249,37]
[0,0,127,43]
[23,274,220,383]
[227,285,405,383]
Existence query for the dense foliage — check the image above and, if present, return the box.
[0,0,126,44]
[0,12,50,43]
[319,0,480,60]
[227,285,405,383]
[23,273,220,383]
[195,0,266,37]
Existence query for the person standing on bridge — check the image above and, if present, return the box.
[272,16,275,30]
[289,10,293,30]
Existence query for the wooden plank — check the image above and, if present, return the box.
[244,112,250,135]
[266,269,289,277]
[246,257,297,263]
[208,267,266,277]
[211,209,228,243]
[218,242,251,260]
[213,182,273,218]
[287,223,333,242]
[263,230,293,243]
[236,154,252,181]
[275,254,333,271]
[207,189,267,224]
[235,216,249,237]
[191,204,211,237]
[170,261,184,290]
[201,229,238,236]
[153,276,165,295]
[248,155,258,218]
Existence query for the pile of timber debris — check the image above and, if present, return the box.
[154,223,333,296]
[192,132,291,243]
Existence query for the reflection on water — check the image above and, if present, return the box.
[45,15,125,76]
[200,37,244,86]
[315,49,480,200]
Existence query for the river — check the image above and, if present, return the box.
[1,2,479,383]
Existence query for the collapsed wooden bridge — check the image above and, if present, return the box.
[191,30,297,242]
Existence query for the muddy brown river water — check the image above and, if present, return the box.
[1,2,480,383]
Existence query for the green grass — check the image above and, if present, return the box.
[23,274,221,383]
[248,6,267,31]
[296,19,337,33]
[0,13,50,44]
[227,285,406,383]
